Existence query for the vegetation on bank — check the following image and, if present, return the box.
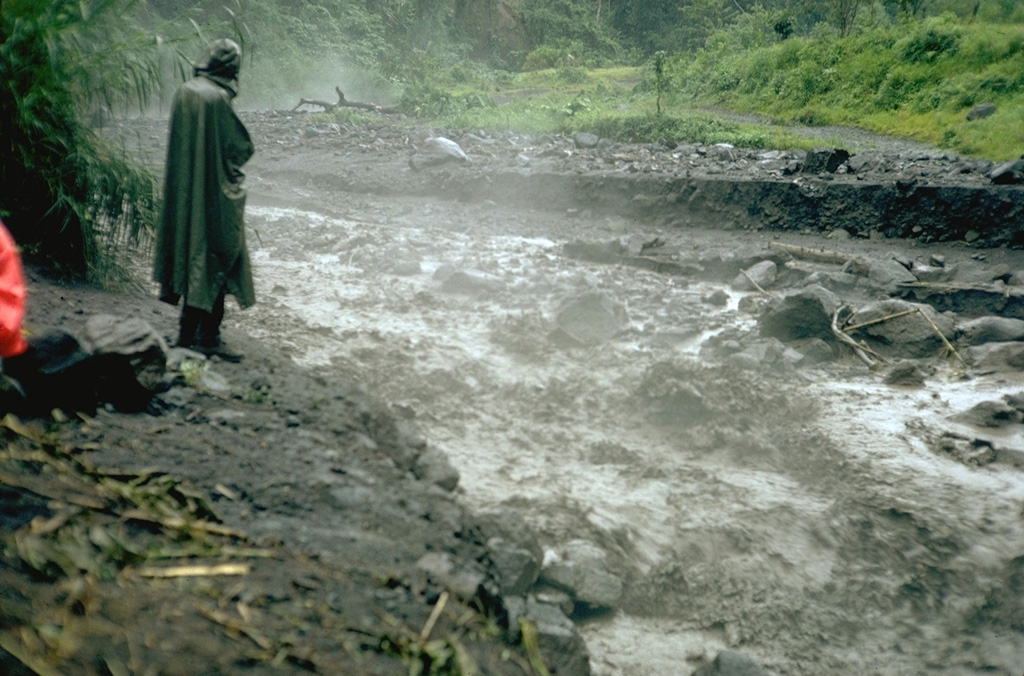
[3,0,1024,279]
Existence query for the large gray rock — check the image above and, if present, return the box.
[950,399,1024,428]
[988,157,1024,185]
[967,342,1024,371]
[550,292,628,347]
[691,650,769,676]
[966,102,997,121]
[958,317,1024,346]
[409,137,469,171]
[865,258,918,292]
[412,446,460,491]
[488,537,540,597]
[759,285,841,343]
[732,260,777,291]
[846,300,955,358]
[803,146,850,174]
[523,597,591,676]
[540,539,623,609]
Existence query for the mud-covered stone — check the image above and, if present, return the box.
[950,399,1024,428]
[487,538,541,597]
[551,291,628,346]
[967,341,1024,371]
[759,285,841,343]
[846,299,954,358]
[803,147,850,174]
[409,136,469,171]
[691,650,769,676]
[732,260,777,291]
[958,316,1024,345]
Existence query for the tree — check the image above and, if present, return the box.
[828,0,863,35]
[0,0,199,281]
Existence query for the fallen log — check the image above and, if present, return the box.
[292,86,398,114]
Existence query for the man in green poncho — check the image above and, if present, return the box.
[153,38,255,362]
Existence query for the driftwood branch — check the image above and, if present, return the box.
[832,308,888,368]
[292,87,398,114]
[768,241,854,265]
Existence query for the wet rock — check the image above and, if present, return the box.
[949,260,1007,285]
[988,156,1024,185]
[487,538,540,596]
[540,539,623,610]
[864,258,918,292]
[958,317,1024,346]
[847,151,888,174]
[966,342,1024,371]
[732,260,777,291]
[691,650,769,676]
[524,597,591,676]
[966,102,997,121]
[438,268,505,295]
[703,289,730,307]
[412,446,460,491]
[950,400,1024,428]
[759,285,841,343]
[846,299,954,358]
[883,360,927,387]
[790,337,835,366]
[409,137,469,171]
[573,132,600,149]
[803,147,850,174]
[550,292,628,347]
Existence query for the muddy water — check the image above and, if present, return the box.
[236,204,1024,676]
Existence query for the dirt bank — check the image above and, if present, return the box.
[3,110,1024,676]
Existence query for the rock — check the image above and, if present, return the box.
[803,147,850,174]
[951,400,1024,428]
[439,268,505,295]
[540,540,623,609]
[988,157,1024,185]
[865,258,918,292]
[415,552,486,601]
[409,137,469,171]
[966,102,997,121]
[791,337,836,366]
[550,292,628,347]
[487,538,540,596]
[523,597,591,676]
[883,360,927,387]
[846,300,955,358]
[958,317,1024,345]
[81,314,169,411]
[691,650,769,676]
[732,260,777,291]
[967,342,1024,371]
[412,446,460,491]
[847,151,888,174]
[703,289,730,307]
[573,132,600,149]
[759,285,842,343]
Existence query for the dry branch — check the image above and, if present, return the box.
[292,86,398,114]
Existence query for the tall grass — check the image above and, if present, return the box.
[0,0,227,283]
[666,16,1024,160]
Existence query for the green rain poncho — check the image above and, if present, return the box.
[153,40,256,313]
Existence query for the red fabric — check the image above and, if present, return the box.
[0,220,28,358]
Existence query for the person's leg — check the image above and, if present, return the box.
[195,290,225,348]
[178,305,203,347]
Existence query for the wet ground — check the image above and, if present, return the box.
[4,110,1024,676]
